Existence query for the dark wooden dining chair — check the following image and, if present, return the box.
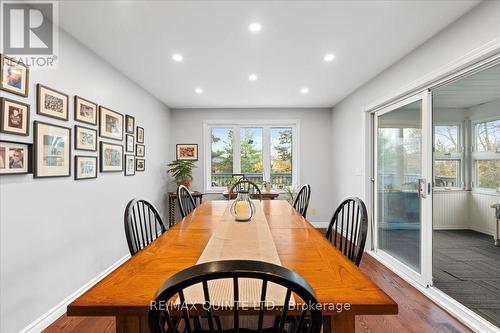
[229,179,263,200]
[149,260,322,333]
[293,184,311,218]
[177,185,197,218]
[325,197,368,266]
[124,198,167,256]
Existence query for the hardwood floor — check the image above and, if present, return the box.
[43,253,473,333]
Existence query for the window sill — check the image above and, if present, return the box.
[471,189,500,196]
[433,188,466,192]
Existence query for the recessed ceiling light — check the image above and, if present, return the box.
[195,88,203,94]
[323,53,335,62]
[249,22,262,33]
[248,74,258,81]
[300,87,309,94]
[172,53,183,62]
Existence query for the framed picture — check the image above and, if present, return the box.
[136,126,144,143]
[0,140,32,175]
[0,54,29,97]
[126,134,134,153]
[125,115,135,134]
[176,144,198,161]
[74,96,97,125]
[74,125,97,151]
[74,156,97,180]
[136,158,145,171]
[99,106,123,141]
[37,84,69,121]
[100,141,123,172]
[34,121,71,178]
[1,98,30,136]
[125,155,135,176]
[136,144,145,157]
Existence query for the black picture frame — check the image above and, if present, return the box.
[136,144,145,157]
[33,121,71,178]
[125,134,134,153]
[0,140,32,175]
[124,155,135,176]
[176,144,198,161]
[0,97,30,136]
[136,158,145,171]
[74,96,98,126]
[36,84,69,121]
[99,106,124,141]
[0,54,29,97]
[125,115,135,134]
[100,141,123,172]
[74,155,98,180]
[136,126,144,143]
[74,125,98,151]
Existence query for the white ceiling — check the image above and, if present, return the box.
[433,63,500,109]
[58,0,480,109]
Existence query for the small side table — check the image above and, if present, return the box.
[491,203,500,246]
[168,191,203,227]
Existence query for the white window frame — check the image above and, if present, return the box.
[433,122,464,190]
[203,120,300,193]
[471,117,500,193]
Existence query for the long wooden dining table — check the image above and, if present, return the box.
[68,200,397,332]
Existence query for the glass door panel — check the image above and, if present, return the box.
[376,99,423,273]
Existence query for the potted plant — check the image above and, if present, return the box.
[284,186,296,204]
[167,160,196,188]
[226,177,239,192]
[261,181,272,192]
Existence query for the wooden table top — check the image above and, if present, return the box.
[68,200,397,317]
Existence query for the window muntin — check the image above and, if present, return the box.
[433,124,463,189]
[270,128,292,189]
[472,118,500,191]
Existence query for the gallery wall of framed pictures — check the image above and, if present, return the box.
[0,53,148,179]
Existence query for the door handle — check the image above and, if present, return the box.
[418,178,427,198]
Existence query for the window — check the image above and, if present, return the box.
[433,124,462,189]
[240,128,263,183]
[271,128,293,189]
[473,119,500,191]
[211,128,233,186]
[205,122,298,191]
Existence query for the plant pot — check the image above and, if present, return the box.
[176,181,192,189]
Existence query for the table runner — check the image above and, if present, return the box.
[182,200,294,308]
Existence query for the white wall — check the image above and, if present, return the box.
[169,108,333,224]
[330,0,500,210]
[0,31,171,333]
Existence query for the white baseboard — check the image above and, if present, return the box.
[309,221,329,228]
[368,251,500,333]
[19,254,130,333]
[433,225,470,230]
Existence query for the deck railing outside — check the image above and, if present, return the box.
[211,173,292,189]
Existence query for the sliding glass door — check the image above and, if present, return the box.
[374,93,433,286]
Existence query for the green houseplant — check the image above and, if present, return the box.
[167,160,196,188]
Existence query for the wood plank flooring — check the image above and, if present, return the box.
[43,253,473,333]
